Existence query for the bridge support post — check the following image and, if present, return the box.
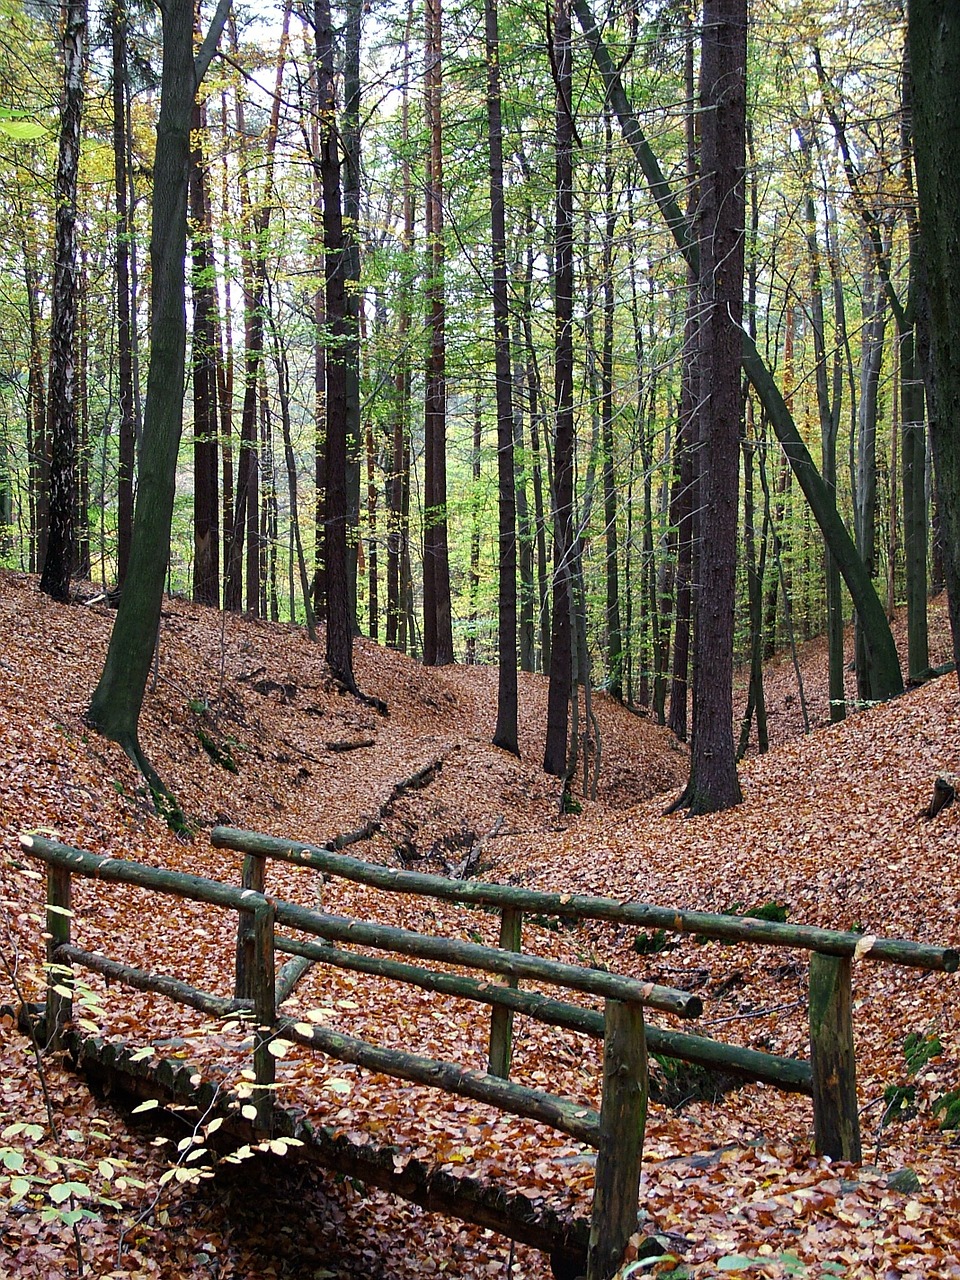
[809,953,861,1161]
[235,851,266,999]
[587,998,647,1280]
[488,907,523,1078]
[252,900,277,1132]
[45,865,73,1052]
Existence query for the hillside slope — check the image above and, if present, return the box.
[1,570,958,1280]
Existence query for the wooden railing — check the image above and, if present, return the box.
[21,828,959,1278]
[212,825,959,1168]
[22,832,702,1280]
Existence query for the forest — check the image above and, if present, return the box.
[2,0,960,1277]
[1,0,958,817]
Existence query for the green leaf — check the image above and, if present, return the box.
[9,1177,31,1200]
[132,1099,159,1114]
[2,1150,25,1172]
[49,1181,84,1204]
[717,1258,757,1272]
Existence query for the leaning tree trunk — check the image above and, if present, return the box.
[574,0,903,706]
[40,0,86,603]
[87,0,230,803]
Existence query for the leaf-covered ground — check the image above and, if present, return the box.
[0,567,958,1280]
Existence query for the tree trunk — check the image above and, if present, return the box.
[87,0,230,790]
[315,0,356,689]
[544,0,575,779]
[111,0,135,589]
[910,1,960,677]
[40,0,86,603]
[422,0,454,666]
[190,97,220,608]
[681,0,745,815]
[600,110,622,703]
[486,0,519,754]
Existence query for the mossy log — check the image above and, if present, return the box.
[275,935,811,1094]
[212,827,958,971]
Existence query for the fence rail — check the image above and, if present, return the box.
[22,832,696,1280]
[21,828,959,1279]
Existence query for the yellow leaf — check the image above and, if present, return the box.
[853,934,877,961]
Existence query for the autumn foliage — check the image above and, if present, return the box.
[1,568,958,1279]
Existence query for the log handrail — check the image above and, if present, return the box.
[21,832,662,1280]
[211,826,959,972]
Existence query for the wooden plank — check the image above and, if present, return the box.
[55,944,246,1019]
[274,935,814,1094]
[45,864,72,1051]
[68,1031,590,1267]
[252,901,276,1132]
[809,954,861,1161]
[282,1018,600,1146]
[235,852,266,999]
[274,900,700,1016]
[211,826,959,971]
[488,907,522,1078]
[588,999,647,1280]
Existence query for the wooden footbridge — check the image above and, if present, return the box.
[20,827,958,1280]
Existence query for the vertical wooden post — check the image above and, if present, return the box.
[45,864,73,1051]
[588,999,647,1280]
[234,852,266,999]
[251,900,276,1132]
[809,953,861,1161]
[488,907,522,1078]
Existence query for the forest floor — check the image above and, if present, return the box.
[1,567,959,1280]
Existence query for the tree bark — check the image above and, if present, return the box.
[682,0,745,815]
[315,0,356,689]
[422,0,454,666]
[87,0,231,793]
[544,0,575,779]
[910,1,960,677]
[40,0,86,603]
[486,0,519,755]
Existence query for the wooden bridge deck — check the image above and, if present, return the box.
[66,1027,593,1277]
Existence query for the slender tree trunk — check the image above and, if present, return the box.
[513,313,536,673]
[855,256,886,698]
[422,0,454,665]
[667,7,697,741]
[910,0,960,677]
[190,98,220,607]
[316,0,356,688]
[600,110,622,702]
[798,124,845,721]
[40,0,86,602]
[486,0,519,753]
[386,9,414,653]
[466,390,482,665]
[343,0,363,631]
[112,0,135,588]
[544,0,575,780]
